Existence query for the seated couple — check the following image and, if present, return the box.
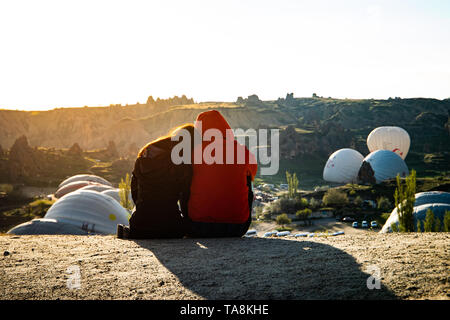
[117,110,257,239]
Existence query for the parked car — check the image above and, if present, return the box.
[370,221,378,228]
[352,221,359,228]
[362,221,369,228]
[343,216,355,222]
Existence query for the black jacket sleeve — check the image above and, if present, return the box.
[178,163,192,220]
[131,159,139,206]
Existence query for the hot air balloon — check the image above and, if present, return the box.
[358,150,408,184]
[381,202,450,233]
[101,188,122,203]
[55,180,94,198]
[367,126,410,160]
[414,191,450,207]
[78,184,114,193]
[323,148,364,184]
[44,190,130,234]
[58,174,112,189]
[7,218,90,235]
[101,189,134,206]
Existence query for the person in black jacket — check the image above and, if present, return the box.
[117,123,198,239]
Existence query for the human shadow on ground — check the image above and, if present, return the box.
[133,237,397,299]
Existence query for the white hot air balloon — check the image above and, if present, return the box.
[78,184,114,193]
[360,150,409,184]
[55,180,94,199]
[367,126,410,160]
[7,218,90,235]
[44,190,130,234]
[323,148,364,184]
[101,188,134,206]
[58,174,112,189]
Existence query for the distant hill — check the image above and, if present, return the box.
[0,95,449,187]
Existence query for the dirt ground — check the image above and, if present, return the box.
[0,232,448,300]
[251,218,370,236]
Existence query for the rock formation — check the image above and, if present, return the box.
[8,135,40,181]
[67,143,83,157]
[278,123,353,159]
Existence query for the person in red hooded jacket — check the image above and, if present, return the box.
[182,110,258,237]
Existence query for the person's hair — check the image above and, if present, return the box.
[138,123,200,158]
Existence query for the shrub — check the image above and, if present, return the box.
[276,226,293,232]
[296,208,312,221]
[353,196,363,206]
[278,198,296,212]
[309,198,320,209]
[276,213,291,226]
[300,197,309,208]
[322,189,349,207]
[119,173,133,212]
[28,199,54,218]
[377,196,391,211]
[424,209,435,232]
[417,220,422,232]
[253,206,264,220]
[0,184,13,194]
[266,197,309,215]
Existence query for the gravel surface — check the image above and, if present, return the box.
[0,233,449,300]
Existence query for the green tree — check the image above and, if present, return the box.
[119,173,133,212]
[296,208,312,226]
[444,211,450,232]
[286,171,299,199]
[322,189,349,207]
[394,170,416,232]
[416,220,422,232]
[299,197,309,208]
[434,218,441,232]
[377,196,391,211]
[423,209,435,232]
[276,213,291,227]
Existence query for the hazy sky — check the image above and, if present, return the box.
[0,0,449,110]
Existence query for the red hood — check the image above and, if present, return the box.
[194,110,234,139]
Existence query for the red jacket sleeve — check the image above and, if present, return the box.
[246,147,258,180]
